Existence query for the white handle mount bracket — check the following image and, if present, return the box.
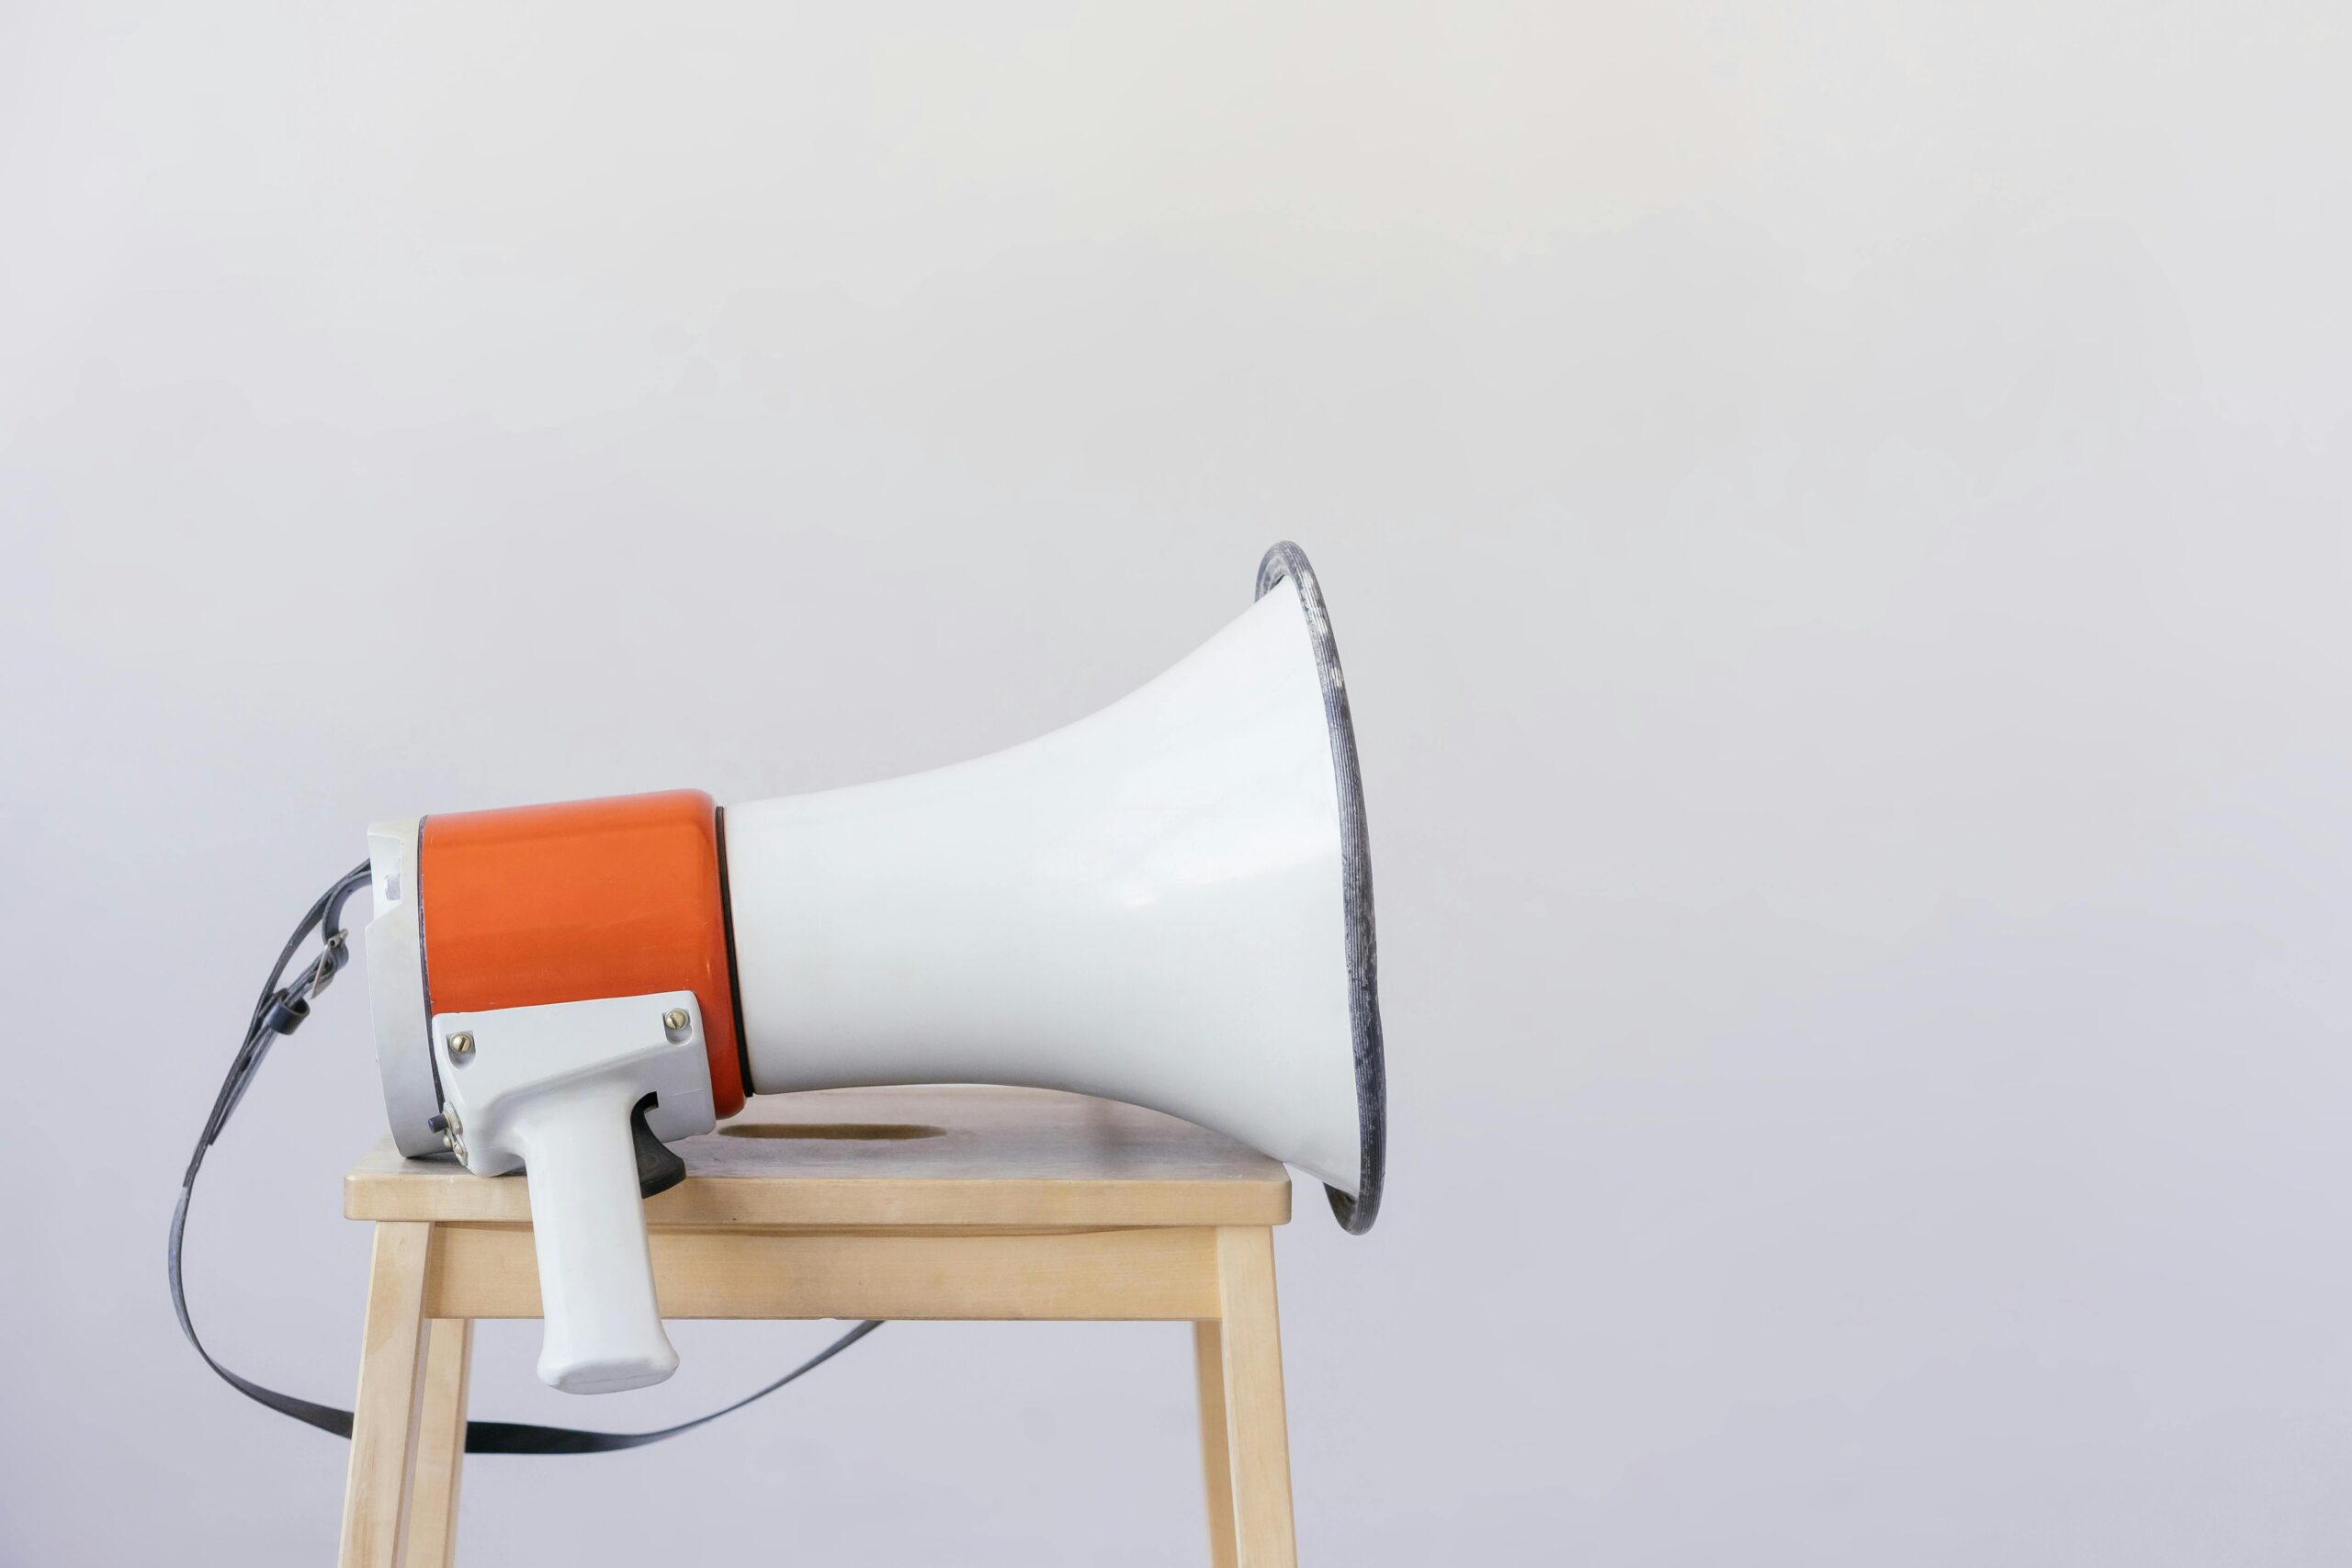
[429,990,718,1393]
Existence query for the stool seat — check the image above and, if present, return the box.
[347,1085,1294,1230]
[336,1087,1306,1568]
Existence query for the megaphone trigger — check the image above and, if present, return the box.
[629,1095,688,1201]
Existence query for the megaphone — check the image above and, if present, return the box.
[361,542,1386,1393]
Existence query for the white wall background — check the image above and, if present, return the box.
[4,3,2348,1562]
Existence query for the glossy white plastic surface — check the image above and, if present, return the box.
[726,583,1363,1191]
[505,1083,678,1393]
[429,991,716,1393]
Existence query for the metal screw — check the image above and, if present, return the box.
[662,1009,690,1032]
[447,1031,474,1058]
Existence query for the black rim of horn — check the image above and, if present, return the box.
[1254,541,1386,1235]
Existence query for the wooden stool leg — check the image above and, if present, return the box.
[1193,1320,1241,1568]
[402,1319,474,1568]
[1213,1227,1297,1568]
[339,1223,434,1568]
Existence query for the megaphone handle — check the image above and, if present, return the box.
[512,1087,682,1394]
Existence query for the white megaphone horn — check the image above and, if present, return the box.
[361,542,1387,1393]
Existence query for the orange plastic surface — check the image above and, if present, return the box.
[418,789,746,1119]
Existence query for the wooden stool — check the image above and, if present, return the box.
[336,1086,1300,1568]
